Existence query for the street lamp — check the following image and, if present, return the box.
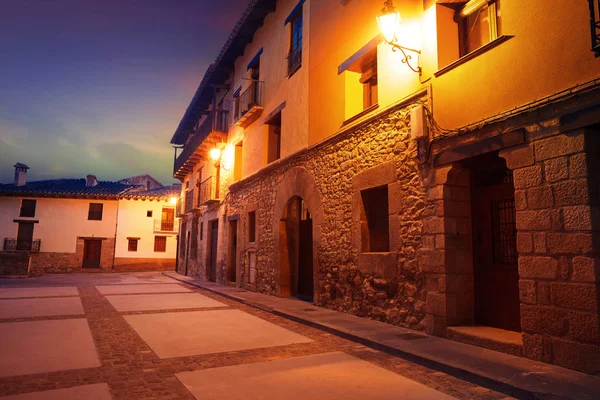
[209,148,221,161]
[377,0,422,75]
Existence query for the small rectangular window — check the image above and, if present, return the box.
[287,8,303,75]
[266,112,282,164]
[154,236,167,252]
[20,199,36,217]
[361,185,389,252]
[127,238,139,252]
[248,211,256,243]
[200,221,204,241]
[88,203,103,221]
[458,0,501,57]
[147,210,153,217]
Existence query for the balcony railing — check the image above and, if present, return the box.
[184,189,195,213]
[173,110,229,177]
[199,176,220,205]
[233,80,263,128]
[3,238,41,252]
[154,219,178,233]
[590,0,600,56]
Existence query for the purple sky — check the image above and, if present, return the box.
[0,0,249,185]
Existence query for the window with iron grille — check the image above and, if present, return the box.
[248,211,256,243]
[154,236,167,252]
[590,0,600,56]
[20,199,36,217]
[287,7,303,76]
[88,203,103,221]
[491,198,517,265]
[127,238,139,252]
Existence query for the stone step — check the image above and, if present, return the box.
[446,326,523,357]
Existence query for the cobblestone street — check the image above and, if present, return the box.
[0,272,512,399]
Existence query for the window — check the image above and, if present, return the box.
[361,185,389,252]
[88,203,103,221]
[234,141,243,182]
[340,43,379,121]
[191,217,199,258]
[200,221,204,241]
[266,112,281,163]
[20,199,36,217]
[458,0,501,57]
[248,211,256,243]
[287,4,303,75]
[147,210,153,218]
[232,87,242,121]
[127,238,139,252]
[154,236,167,252]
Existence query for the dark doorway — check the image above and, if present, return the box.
[228,220,238,283]
[280,196,314,301]
[470,153,521,332]
[83,239,102,269]
[209,220,218,282]
[16,221,34,251]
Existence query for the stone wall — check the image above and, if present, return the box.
[113,257,176,271]
[226,99,430,330]
[0,253,30,276]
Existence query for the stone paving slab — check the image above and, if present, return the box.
[0,287,78,299]
[0,319,101,377]
[95,284,191,295]
[0,383,112,400]
[105,293,226,312]
[124,309,313,358]
[166,272,600,400]
[0,297,84,319]
[176,351,455,400]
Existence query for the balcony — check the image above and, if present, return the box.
[173,110,228,180]
[184,189,196,213]
[198,176,220,205]
[233,80,263,128]
[3,238,41,252]
[154,219,179,233]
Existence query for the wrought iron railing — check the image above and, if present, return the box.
[3,238,41,252]
[184,189,195,213]
[288,48,302,75]
[154,219,178,232]
[589,0,600,56]
[199,176,219,205]
[233,81,263,123]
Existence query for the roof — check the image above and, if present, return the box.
[120,184,181,201]
[119,174,164,188]
[0,179,135,199]
[170,0,278,145]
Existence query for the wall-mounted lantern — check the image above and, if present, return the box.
[209,148,222,162]
[377,0,422,75]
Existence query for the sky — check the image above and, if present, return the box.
[0,0,249,185]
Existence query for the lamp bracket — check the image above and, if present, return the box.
[381,0,396,13]
[389,42,422,75]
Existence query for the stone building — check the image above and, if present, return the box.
[0,165,180,275]
[171,0,600,374]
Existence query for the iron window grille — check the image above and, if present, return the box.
[127,238,139,252]
[590,0,600,56]
[4,238,41,252]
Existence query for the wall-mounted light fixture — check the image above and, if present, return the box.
[209,148,222,162]
[377,0,422,75]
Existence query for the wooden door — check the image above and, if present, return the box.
[83,239,102,269]
[297,218,314,301]
[228,220,237,283]
[473,180,520,332]
[16,222,34,250]
[209,220,218,282]
[161,208,174,231]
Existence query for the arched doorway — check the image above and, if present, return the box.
[280,196,314,301]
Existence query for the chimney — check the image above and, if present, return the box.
[86,175,98,187]
[13,163,29,187]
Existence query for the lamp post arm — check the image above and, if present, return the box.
[388,42,422,75]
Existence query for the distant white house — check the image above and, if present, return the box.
[0,164,180,276]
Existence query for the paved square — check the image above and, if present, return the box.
[105,293,226,312]
[176,351,455,399]
[95,284,191,295]
[124,309,312,358]
[0,383,112,400]
[0,297,84,319]
[0,319,101,377]
[0,287,78,299]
